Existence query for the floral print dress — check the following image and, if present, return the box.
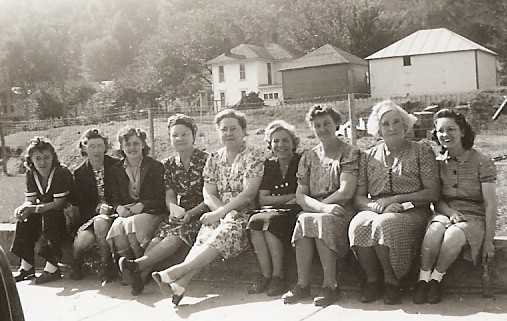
[155,148,209,246]
[195,145,265,259]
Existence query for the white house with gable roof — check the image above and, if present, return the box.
[207,42,302,109]
[366,28,498,98]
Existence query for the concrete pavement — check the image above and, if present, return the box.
[14,273,507,321]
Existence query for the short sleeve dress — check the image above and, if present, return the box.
[246,153,302,246]
[194,145,265,259]
[11,164,73,266]
[431,149,497,264]
[155,148,209,246]
[348,139,438,279]
[291,140,360,258]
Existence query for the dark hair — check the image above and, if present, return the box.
[24,136,60,170]
[167,113,198,139]
[432,108,475,149]
[214,108,247,131]
[79,128,109,156]
[264,120,300,151]
[305,104,342,129]
[117,126,151,157]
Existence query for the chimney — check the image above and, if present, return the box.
[224,38,231,56]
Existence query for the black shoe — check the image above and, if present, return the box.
[383,283,402,305]
[247,274,270,294]
[100,261,118,284]
[282,285,311,304]
[119,257,144,295]
[313,286,340,306]
[267,276,288,297]
[360,281,382,303]
[427,280,442,304]
[35,270,62,285]
[14,268,35,282]
[412,280,429,304]
[69,259,83,280]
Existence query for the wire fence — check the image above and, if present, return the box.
[0,90,501,173]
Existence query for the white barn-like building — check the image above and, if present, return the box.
[366,28,498,98]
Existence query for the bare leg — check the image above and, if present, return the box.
[250,230,272,278]
[315,239,337,288]
[434,227,467,273]
[354,246,380,283]
[374,244,398,285]
[94,218,113,263]
[265,231,285,278]
[73,230,95,258]
[420,222,446,271]
[162,244,220,281]
[294,237,314,287]
[127,233,144,258]
[135,235,184,274]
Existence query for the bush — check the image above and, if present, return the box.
[234,92,266,110]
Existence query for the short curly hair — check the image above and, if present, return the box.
[214,108,247,131]
[117,126,151,157]
[264,120,300,151]
[79,128,109,157]
[24,136,60,170]
[432,108,475,149]
[167,113,198,139]
[367,100,417,138]
[305,104,342,130]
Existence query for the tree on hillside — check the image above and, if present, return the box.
[278,0,417,58]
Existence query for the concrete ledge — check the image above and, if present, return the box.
[2,223,507,293]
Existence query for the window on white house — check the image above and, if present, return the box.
[274,93,279,99]
[267,63,272,84]
[239,64,245,80]
[263,94,268,100]
[403,56,411,66]
[268,93,273,99]
[220,92,226,106]
[241,90,246,98]
[219,66,225,82]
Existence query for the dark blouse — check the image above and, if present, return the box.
[260,153,301,197]
[26,164,73,204]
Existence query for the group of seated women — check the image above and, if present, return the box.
[10,101,497,308]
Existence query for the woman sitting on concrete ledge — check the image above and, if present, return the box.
[11,136,73,284]
[412,108,498,304]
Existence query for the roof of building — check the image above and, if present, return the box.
[207,43,303,65]
[278,44,367,71]
[366,28,497,60]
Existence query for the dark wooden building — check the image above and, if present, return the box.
[279,44,369,101]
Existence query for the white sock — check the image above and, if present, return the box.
[44,262,58,273]
[430,269,445,282]
[20,259,33,271]
[418,269,431,282]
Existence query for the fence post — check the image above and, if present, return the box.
[148,109,155,156]
[347,93,358,146]
[0,121,7,175]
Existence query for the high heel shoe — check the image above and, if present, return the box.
[151,272,174,296]
[171,283,186,306]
